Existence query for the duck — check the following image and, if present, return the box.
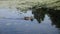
[24,16,34,21]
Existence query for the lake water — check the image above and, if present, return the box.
[0,8,60,34]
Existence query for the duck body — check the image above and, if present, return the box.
[24,16,34,21]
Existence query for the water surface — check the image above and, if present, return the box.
[0,8,60,34]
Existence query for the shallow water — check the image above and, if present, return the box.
[0,8,60,34]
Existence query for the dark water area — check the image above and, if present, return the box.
[0,8,60,34]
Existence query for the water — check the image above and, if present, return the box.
[0,8,60,34]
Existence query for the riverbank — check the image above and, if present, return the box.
[0,0,60,11]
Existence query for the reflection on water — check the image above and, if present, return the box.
[0,8,60,34]
[32,8,47,23]
[32,8,60,29]
[48,10,60,28]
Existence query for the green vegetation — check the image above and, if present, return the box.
[0,0,60,11]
